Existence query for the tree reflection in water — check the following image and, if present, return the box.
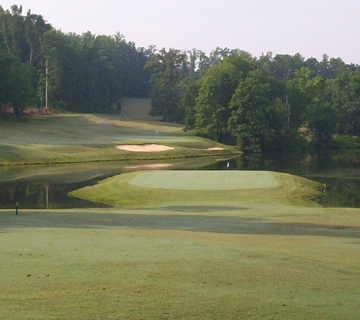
[0,180,109,209]
[1,149,360,209]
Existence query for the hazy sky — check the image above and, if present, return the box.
[2,0,360,64]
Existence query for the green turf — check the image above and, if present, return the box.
[1,190,360,319]
[129,170,280,190]
[70,170,322,208]
[120,97,157,121]
[0,114,239,166]
[1,171,359,319]
[1,107,359,318]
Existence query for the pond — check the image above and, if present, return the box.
[1,150,360,209]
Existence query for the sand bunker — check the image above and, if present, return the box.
[206,147,224,150]
[123,164,173,169]
[129,170,279,190]
[116,144,174,152]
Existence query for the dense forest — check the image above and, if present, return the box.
[1,5,360,151]
[0,5,151,114]
[147,49,360,151]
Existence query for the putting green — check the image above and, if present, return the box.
[129,170,279,190]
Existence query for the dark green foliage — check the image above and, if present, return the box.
[331,69,360,135]
[194,55,256,141]
[0,51,34,115]
[0,6,150,114]
[1,5,360,153]
[228,70,286,152]
[181,79,200,131]
[184,52,356,152]
[145,48,186,122]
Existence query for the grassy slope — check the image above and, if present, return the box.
[70,170,322,208]
[0,112,239,166]
[120,97,159,121]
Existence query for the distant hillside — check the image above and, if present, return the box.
[120,98,159,121]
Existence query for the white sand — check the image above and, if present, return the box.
[116,144,174,152]
[129,170,279,190]
[123,164,173,169]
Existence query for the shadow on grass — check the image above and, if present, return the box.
[1,209,360,239]
[135,206,247,212]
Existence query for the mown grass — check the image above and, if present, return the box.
[0,172,359,319]
[70,170,322,208]
[1,101,359,319]
[0,113,239,166]
[1,196,360,319]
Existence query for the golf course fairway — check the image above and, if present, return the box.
[2,170,360,319]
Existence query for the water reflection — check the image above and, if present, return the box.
[204,150,360,208]
[205,150,360,178]
[0,157,231,209]
[1,150,360,209]
[0,179,110,209]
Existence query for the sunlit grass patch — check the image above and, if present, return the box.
[70,170,322,208]
[1,222,360,319]
[129,170,279,190]
[0,114,239,166]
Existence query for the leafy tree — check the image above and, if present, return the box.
[286,67,317,129]
[332,69,360,135]
[228,69,286,152]
[180,78,200,130]
[194,55,255,142]
[272,53,305,80]
[0,5,25,57]
[145,48,185,122]
[255,52,274,76]
[288,68,336,145]
[306,77,337,146]
[24,9,51,65]
[0,51,34,115]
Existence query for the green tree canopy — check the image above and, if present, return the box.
[228,69,286,152]
[145,48,186,122]
[193,55,256,141]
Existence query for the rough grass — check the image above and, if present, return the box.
[120,97,157,121]
[0,114,239,166]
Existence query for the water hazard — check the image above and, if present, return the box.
[1,150,360,209]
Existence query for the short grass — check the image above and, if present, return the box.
[70,170,322,208]
[0,114,239,166]
[1,184,360,319]
[1,102,359,319]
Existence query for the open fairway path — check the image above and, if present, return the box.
[1,192,360,319]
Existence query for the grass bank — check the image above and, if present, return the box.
[0,113,239,166]
[70,170,322,208]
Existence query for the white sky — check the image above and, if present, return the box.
[2,0,360,64]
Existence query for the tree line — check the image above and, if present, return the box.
[2,5,360,151]
[146,48,360,151]
[0,5,151,114]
